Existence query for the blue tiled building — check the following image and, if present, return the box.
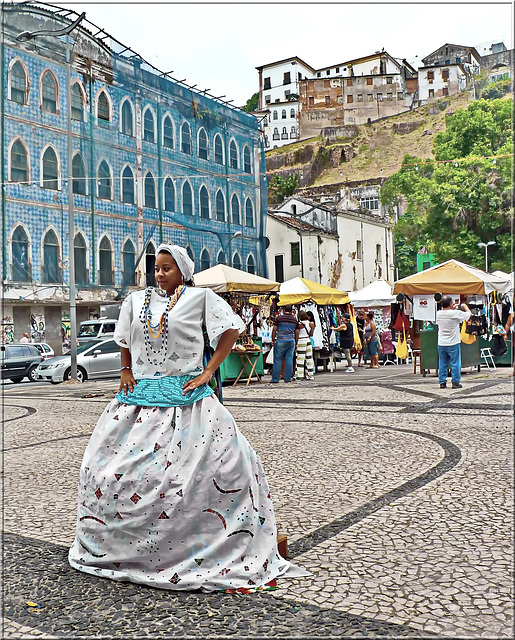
[1,2,267,352]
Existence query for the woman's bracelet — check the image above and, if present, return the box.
[121,366,132,371]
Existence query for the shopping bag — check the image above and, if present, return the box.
[395,330,409,360]
[460,321,476,344]
[265,347,274,365]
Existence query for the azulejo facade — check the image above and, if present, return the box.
[1,2,267,352]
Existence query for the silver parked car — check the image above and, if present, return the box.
[34,338,121,384]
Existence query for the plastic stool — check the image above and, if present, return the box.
[480,347,496,371]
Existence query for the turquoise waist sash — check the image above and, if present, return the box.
[115,374,214,407]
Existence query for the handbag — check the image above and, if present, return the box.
[395,330,409,360]
[265,347,274,365]
[490,334,507,357]
[394,311,410,331]
[461,321,476,344]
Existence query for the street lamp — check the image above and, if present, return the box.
[17,12,86,380]
[478,241,496,272]
[224,231,242,266]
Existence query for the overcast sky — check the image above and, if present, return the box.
[58,1,514,106]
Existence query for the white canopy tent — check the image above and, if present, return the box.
[193,264,279,294]
[348,278,396,308]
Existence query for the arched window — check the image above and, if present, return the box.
[10,139,28,183]
[143,107,155,142]
[144,172,156,208]
[290,108,295,118]
[10,61,27,105]
[97,90,110,123]
[198,128,208,160]
[243,146,251,173]
[199,186,210,219]
[217,250,226,265]
[42,146,59,190]
[232,252,242,270]
[163,115,174,149]
[290,126,297,139]
[246,254,255,274]
[215,190,225,222]
[200,248,210,272]
[72,153,87,195]
[214,134,224,165]
[12,226,31,281]
[121,100,134,136]
[186,245,194,262]
[164,177,175,212]
[99,236,113,285]
[229,140,238,170]
[181,122,192,154]
[281,109,287,119]
[121,165,135,204]
[145,241,156,287]
[245,198,254,227]
[71,82,84,121]
[231,194,240,225]
[74,233,88,285]
[97,160,111,199]
[273,110,278,120]
[122,238,136,286]
[182,181,193,215]
[42,229,61,283]
[41,71,58,113]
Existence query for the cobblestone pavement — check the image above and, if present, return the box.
[2,363,513,638]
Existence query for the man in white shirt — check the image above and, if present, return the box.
[19,332,30,343]
[435,296,471,389]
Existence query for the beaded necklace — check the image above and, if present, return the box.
[139,285,186,366]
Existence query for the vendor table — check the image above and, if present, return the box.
[231,348,262,386]
[420,328,481,376]
[219,337,264,384]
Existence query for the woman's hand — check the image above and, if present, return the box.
[118,368,137,395]
[182,370,212,395]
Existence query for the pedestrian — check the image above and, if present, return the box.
[19,332,30,343]
[331,313,354,372]
[435,296,471,389]
[270,305,300,384]
[504,310,514,377]
[356,310,365,367]
[293,311,314,381]
[69,244,308,591]
[363,311,380,368]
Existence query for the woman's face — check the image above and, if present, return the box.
[155,252,183,295]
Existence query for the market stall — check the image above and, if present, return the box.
[393,259,513,374]
[278,277,352,371]
[194,265,280,384]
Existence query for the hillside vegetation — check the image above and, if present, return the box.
[266,92,474,188]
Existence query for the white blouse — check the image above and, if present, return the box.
[114,287,245,380]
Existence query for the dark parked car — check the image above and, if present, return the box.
[0,343,43,383]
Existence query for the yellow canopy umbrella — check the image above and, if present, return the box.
[278,277,350,306]
[393,260,512,296]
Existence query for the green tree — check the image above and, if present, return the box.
[382,98,513,277]
[242,92,259,113]
[268,173,300,204]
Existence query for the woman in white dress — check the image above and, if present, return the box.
[69,244,308,591]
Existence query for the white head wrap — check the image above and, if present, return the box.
[156,244,195,282]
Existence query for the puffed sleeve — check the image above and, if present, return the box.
[113,293,133,348]
[204,288,245,349]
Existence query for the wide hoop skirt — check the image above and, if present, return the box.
[69,394,308,591]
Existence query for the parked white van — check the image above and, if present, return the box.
[77,319,118,343]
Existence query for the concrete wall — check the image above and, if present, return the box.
[44,306,63,356]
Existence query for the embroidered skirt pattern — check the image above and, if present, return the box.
[68,393,308,591]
